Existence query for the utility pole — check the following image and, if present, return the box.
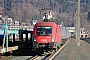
[75,11,77,41]
[76,0,80,46]
[5,15,8,51]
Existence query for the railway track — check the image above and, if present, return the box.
[30,53,52,60]
[81,38,90,44]
[30,39,70,60]
[46,39,70,60]
[0,39,70,60]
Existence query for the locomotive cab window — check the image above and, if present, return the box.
[36,26,52,36]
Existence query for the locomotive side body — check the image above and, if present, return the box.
[33,22,62,51]
[60,26,71,40]
[61,26,67,40]
[66,30,71,39]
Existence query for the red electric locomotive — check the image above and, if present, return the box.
[33,22,62,52]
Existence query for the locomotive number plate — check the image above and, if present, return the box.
[41,39,47,42]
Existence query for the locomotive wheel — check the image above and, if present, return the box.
[57,46,60,49]
[34,48,44,55]
[54,45,60,52]
[54,47,58,52]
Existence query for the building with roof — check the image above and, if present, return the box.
[66,27,89,38]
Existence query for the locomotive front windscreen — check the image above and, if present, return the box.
[36,26,52,36]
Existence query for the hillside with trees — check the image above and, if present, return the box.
[0,0,90,30]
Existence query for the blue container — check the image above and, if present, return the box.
[0,24,19,42]
[0,24,9,42]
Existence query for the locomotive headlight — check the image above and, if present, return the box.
[52,38,54,42]
[34,38,36,41]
